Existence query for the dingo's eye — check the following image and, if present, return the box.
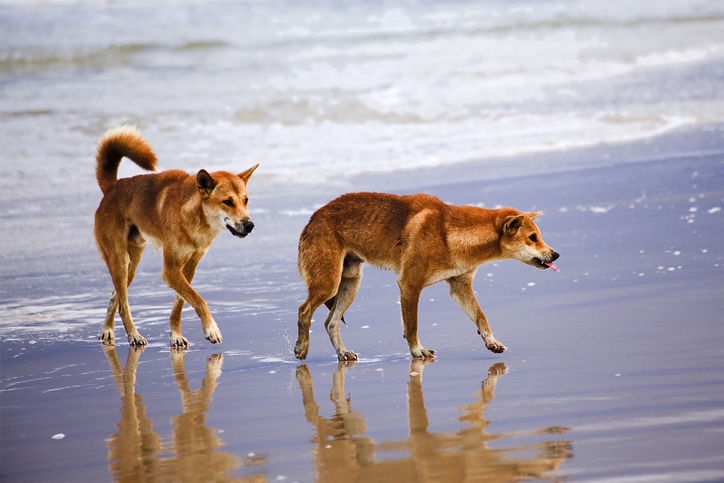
[223,198,235,208]
[529,234,538,242]
[243,196,249,206]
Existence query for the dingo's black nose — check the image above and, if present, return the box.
[550,251,560,262]
[243,220,255,233]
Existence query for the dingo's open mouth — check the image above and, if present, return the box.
[94,125,258,347]
[534,257,558,271]
[226,224,250,238]
[226,219,254,238]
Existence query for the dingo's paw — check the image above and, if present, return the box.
[204,322,223,344]
[294,339,309,360]
[170,332,189,348]
[410,346,436,359]
[128,332,148,346]
[99,328,115,345]
[338,350,358,361]
[482,333,505,353]
[488,343,505,354]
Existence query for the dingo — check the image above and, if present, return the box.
[94,126,258,347]
[294,192,559,360]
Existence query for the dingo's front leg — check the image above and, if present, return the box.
[162,259,221,344]
[447,272,506,354]
[399,280,435,359]
[167,259,200,347]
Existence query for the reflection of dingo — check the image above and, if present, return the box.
[93,126,258,346]
[295,361,572,482]
[102,347,267,482]
[295,192,560,361]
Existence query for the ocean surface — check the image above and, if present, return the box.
[1,0,723,187]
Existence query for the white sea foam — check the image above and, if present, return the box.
[1,0,722,189]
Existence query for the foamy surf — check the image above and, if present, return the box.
[1,0,722,191]
[184,113,698,181]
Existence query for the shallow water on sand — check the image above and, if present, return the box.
[1,128,723,481]
[2,0,724,480]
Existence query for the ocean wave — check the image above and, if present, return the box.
[1,0,722,185]
[0,41,230,73]
[184,112,698,179]
[2,0,722,75]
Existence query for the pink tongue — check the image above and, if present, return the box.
[545,262,558,272]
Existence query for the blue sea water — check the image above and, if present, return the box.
[1,0,723,186]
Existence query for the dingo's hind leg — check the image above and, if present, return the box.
[295,244,347,360]
[107,256,147,346]
[99,227,146,345]
[324,255,363,361]
[295,289,336,360]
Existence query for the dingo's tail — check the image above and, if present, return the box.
[95,125,158,194]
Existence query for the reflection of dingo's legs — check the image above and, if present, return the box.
[482,362,507,402]
[167,351,268,481]
[103,347,267,482]
[169,350,235,477]
[103,345,162,480]
[296,361,375,477]
[295,360,573,482]
[171,350,223,413]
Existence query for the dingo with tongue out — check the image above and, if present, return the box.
[294,192,559,362]
[498,209,560,272]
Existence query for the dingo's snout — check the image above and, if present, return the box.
[534,250,560,271]
[227,218,254,238]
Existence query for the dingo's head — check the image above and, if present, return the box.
[498,209,559,271]
[197,164,259,238]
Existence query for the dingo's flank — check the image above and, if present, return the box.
[94,126,258,347]
[294,192,559,361]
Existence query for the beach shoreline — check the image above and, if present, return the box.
[1,124,723,481]
[3,0,724,478]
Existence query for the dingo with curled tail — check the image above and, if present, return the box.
[94,125,258,347]
[294,192,559,361]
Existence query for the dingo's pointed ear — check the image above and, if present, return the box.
[197,169,217,195]
[503,215,524,235]
[526,211,542,220]
[238,164,259,184]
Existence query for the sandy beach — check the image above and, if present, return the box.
[2,0,724,480]
[1,124,723,481]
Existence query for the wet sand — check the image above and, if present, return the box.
[1,125,723,482]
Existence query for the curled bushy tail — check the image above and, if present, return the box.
[95,125,158,194]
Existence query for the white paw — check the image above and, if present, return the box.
[99,328,115,344]
[170,332,189,348]
[204,321,223,344]
[128,333,148,346]
[294,339,309,360]
[337,350,358,361]
[482,333,505,353]
[410,345,436,359]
